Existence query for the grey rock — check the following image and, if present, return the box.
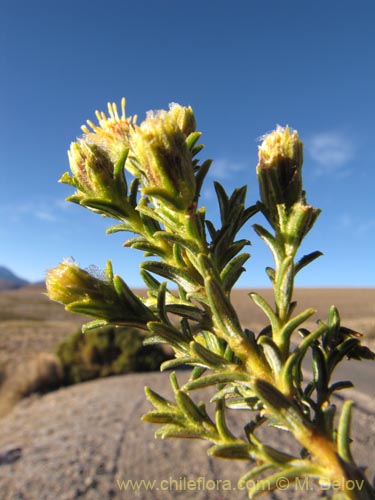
[0,372,373,500]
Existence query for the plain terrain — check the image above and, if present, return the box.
[1,285,375,377]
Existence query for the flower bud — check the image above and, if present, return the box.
[46,260,154,326]
[46,260,118,311]
[60,140,131,219]
[67,141,115,197]
[167,103,196,136]
[130,104,196,210]
[257,126,303,218]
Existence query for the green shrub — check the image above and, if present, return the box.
[56,325,171,385]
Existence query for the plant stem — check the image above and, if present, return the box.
[184,210,275,384]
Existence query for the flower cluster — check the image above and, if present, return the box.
[46,100,375,500]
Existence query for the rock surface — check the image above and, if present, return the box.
[0,372,374,500]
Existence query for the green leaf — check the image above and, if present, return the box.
[200,330,224,354]
[326,305,341,346]
[190,341,230,368]
[208,443,251,460]
[106,223,135,234]
[295,251,323,275]
[140,269,161,293]
[275,256,294,319]
[229,185,247,207]
[142,335,174,346]
[113,275,152,316]
[213,208,244,262]
[244,415,267,438]
[66,301,149,327]
[205,219,217,241]
[221,239,250,265]
[242,204,259,222]
[142,186,186,211]
[190,366,207,380]
[165,304,205,322]
[210,385,239,402]
[113,148,129,184]
[281,322,327,391]
[129,178,140,207]
[183,371,250,391]
[160,357,199,371]
[249,292,281,333]
[81,319,109,332]
[194,159,212,199]
[155,231,199,253]
[311,345,328,398]
[137,200,179,229]
[327,338,360,372]
[265,266,275,283]
[279,308,316,344]
[337,400,354,463]
[258,336,283,376]
[141,261,201,292]
[252,379,309,434]
[224,396,260,410]
[328,380,354,395]
[175,390,208,423]
[156,281,170,325]
[220,253,250,291]
[253,224,283,266]
[191,143,204,157]
[59,171,76,187]
[185,131,202,150]
[321,403,336,438]
[248,465,322,498]
[186,290,210,306]
[125,237,166,257]
[147,322,189,351]
[180,317,194,341]
[144,386,176,410]
[142,411,183,425]
[154,425,207,440]
[238,464,273,486]
[79,198,123,218]
[214,181,229,224]
[205,275,245,340]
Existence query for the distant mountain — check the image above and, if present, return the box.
[0,266,29,290]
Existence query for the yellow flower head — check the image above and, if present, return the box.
[81,98,136,162]
[258,125,303,169]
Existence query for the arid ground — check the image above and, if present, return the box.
[0,286,374,499]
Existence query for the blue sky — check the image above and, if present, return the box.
[1,0,374,287]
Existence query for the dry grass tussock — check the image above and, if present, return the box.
[0,352,63,417]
